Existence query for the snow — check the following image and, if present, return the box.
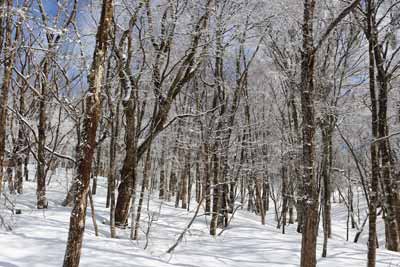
[0,168,399,267]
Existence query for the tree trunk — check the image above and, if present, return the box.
[281,164,288,233]
[195,151,201,203]
[300,1,318,266]
[367,1,379,265]
[210,148,220,236]
[181,149,190,209]
[63,1,113,265]
[108,91,120,238]
[256,177,265,225]
[159,141,166,200]
[14,85,26,194]
[92,140,102,195]
[114,90,138,226]
[0,0,22,193]
[321,122,333,257]
[133,148,152,240]
[202,143,211,213]
[263,175,269,212]
[37,59,48,209]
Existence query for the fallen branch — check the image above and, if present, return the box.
[218,204,242,236]
[167,197,204,254]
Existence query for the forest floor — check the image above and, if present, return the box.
[0,168,400,267]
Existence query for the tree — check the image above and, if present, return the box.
[299,0,361,266]
[63,0,114,265]
[0,0,26,194]
[114,0,213,226]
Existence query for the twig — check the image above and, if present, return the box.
[88,187,99,236]
[218,204,242,236]
[167,197,204,254]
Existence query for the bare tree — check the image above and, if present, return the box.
[63,0,114,266]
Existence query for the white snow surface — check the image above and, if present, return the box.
[0,168,399,267]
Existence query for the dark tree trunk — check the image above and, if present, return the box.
[114,89,138,226]
[107,82,120,238]
[367,1,379,265]
[300,1,318,266]
[0,0,22,193]
[133,148,152,240]
[195,150,201,203]
[13,78,26,194]
[181,149,190,209]
[63,1,113,266]
[256,177,265,225]
[321,121,333,257]
[159,140,166,199]
[375,37,400,253]
[202,143,211,213]
[281,164,288,233]
[263,175,269,212]
[37,59,48,209]
[210,147,221,236]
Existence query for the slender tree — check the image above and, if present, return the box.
[63,0,114,265]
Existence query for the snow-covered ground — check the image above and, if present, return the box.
[0,169,399,267]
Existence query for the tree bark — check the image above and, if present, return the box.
[300,1,318,266]
[159,138,166,199]
[321,120,333,257]
[133,148,152,240]
[63,1,113,265]
[0,0,23,193]
[367,1,379,265]
[36,58,48,209]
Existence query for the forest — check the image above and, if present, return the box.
[1,0,400,266]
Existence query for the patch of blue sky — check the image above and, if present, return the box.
[36,1,96,97]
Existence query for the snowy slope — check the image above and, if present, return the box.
[0,170,399,267]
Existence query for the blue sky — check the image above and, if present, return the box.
[37,0,91,28]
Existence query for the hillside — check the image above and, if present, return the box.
[1,171,399,267]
